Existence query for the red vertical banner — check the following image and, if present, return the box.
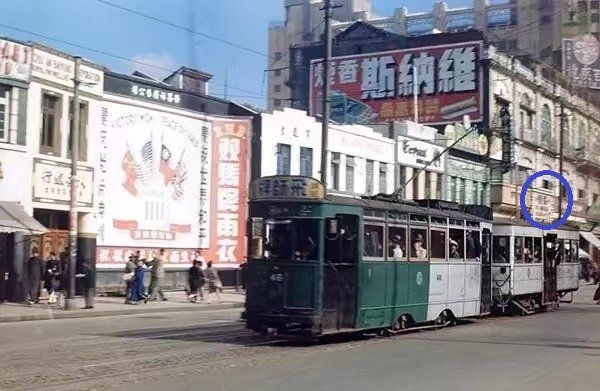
[210,119,249,266]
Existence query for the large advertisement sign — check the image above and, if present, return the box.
[309,41,484,125]
[96,102,250,266]
[0,39,32,82]
[97,103,211,250]
[563,35,600,90]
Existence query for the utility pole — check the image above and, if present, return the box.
[66,57,81,310]
[558,101,565,220]
[320,0,336,189]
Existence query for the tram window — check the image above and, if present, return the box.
[564,240,572,263]
[410,228,428,261]
[431,217,446,225]
[294,219,320,260]
[492,236,509,263]
[264,220,293,260]
[515,237,524,263]
[533,237,542,263]
[430,230,447,260]
[571,241,579,262]
[388,226,407,261]
[466,230,481,260]
[546,239,563,265]
[449,229,464,260]
[364,224,384,259]
[523,237,536,263]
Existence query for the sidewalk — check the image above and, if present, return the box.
[0,290,245,323]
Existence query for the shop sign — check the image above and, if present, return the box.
[32,48,103,94]
[32,158,94,207]
[0,39,32,82]
[130,84,181,104]
[397,136,444,172]
[250,176,325,201]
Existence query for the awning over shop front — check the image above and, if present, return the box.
[0,202,47,235]
[580,231,600,249]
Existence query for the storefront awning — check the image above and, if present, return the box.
[580,231,600,249]
[579,248,591,260]
[0,202,47,235]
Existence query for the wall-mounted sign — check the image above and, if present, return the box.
[0,39,32,82]
[32,158,94,207]
[563,35,600,90]
[31,48,103,95]
[250,176,325,201]
[397,135,445,172]
[131,84,181,104]
[500,106,512,173]
[310,41,484,125]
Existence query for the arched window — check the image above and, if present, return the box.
[519,94,534,138]
[540,105,552,146]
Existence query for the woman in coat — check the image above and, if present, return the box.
[188,260,204,302]
[205,261,222,303]
[129,258,148,305]
[44,252,61,305]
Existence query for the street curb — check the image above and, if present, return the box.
[0,302,243,323]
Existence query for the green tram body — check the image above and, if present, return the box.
[244,176,492,336]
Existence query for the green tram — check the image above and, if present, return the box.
[244,175,493,336]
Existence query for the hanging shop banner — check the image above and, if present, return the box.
[96,102,211,250]
[562,35,600,90]
[309,40,484,125]
[0,39,32,82]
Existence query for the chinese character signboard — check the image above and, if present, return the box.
[32,158,94,207]
[563,35,600,90]
[250,176,326,201]
[0,39,32,82]
[309,41,484,125]
[130,84,181,105]
[210,119,250,265]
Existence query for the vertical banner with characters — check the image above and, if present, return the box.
[210,119,249,266]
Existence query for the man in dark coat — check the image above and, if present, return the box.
[26,248,43,304]
[0,250,7,303]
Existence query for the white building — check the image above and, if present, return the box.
[259,108,445,200]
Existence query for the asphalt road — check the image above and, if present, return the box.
[0,285,599,391]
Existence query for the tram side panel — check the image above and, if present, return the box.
[464,261,482,317]
[512,264,544,296]
[447,262,466,318]
[427,261,449,321]
[556,263,580,292]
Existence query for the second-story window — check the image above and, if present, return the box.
[366,160,374,195]
[41,92,62,155]
[0,87,9,142]
[379,163,388,194]
[299,146,312,177]
[345,155,355,192]
[541,104,552,148]
[68,100,89,161]
[330,152,340,190]
[276,143,291,175]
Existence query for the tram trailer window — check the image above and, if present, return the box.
[326,214,359,263]
[410,227,428,261]
[262,219,320,261]
[492,236,510,263]
[388,226,407,261]
[466,229,481,261]
[431,229,447,260]
[449,228,465,261]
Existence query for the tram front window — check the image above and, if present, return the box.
[492,236,509,263]
[264,219,319,261]
[466,230,481,260]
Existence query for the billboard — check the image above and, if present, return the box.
[96,102,250,266]
[309,41,484,125]
[563,35,600,90]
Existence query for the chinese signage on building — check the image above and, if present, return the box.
[250,176,326,201]
[32,158,94,207]
[130,84,181,104]
[32,48,103,94]
[210,119,249,264]
[563,35,600,90]
[309,41,484,125]
[0,39,32,82]
[96,247,198,265]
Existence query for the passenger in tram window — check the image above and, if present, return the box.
[466,230,480,259]
[492,236,509,263]
[389,234,404,260]
[515,237,525,263]
[546,241,562,265]
[533,238,542,263]
[412,234,427,260]
[449,239,461,259]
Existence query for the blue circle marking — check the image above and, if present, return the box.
[520,170,573,230]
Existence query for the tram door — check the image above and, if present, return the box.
[543,233,558,302]
[322,214,358,330]
[480,228,492,314]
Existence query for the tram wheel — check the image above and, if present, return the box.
[392,314,410,331]
[436,310,455,326]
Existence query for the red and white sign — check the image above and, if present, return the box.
[309,41,484,125]
[0,39,32,81]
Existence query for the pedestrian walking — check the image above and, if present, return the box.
[240,259,247,292]
[188,260,204,302]
[147,249,167,301]
[123,255,136,304]
[0,249,7,303]
[44,252,61,305]
[205,261,222,303]
[128,257,148,305]
[58,250,71,307]
[26,248,43,304]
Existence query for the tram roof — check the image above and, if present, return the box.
[493,218,579,239]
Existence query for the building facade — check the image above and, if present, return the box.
[267,0,600,112]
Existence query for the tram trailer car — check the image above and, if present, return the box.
[244,176,494,337]
[490,221,580,314]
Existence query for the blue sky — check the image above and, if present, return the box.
[0,0,470,108]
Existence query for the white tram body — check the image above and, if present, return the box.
[552,229,581,293]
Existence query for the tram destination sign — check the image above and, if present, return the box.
[250,176,325,201]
